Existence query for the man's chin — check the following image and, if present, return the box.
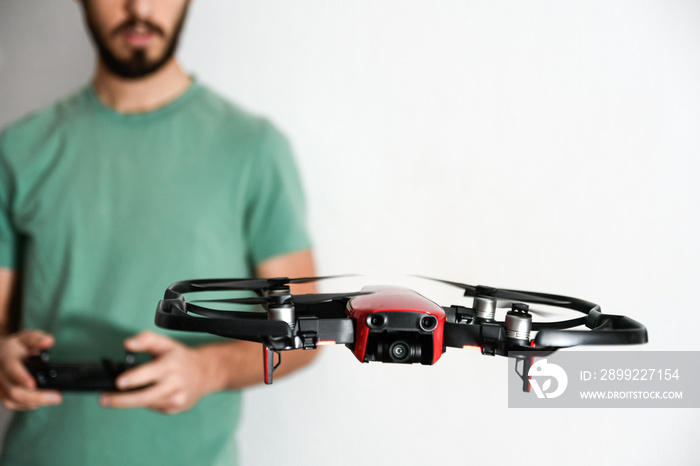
[103,58,163,79]
[97,45,168,78]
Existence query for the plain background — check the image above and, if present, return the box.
[1,1,699,465]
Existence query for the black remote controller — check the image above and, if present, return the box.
[25,351,138,391]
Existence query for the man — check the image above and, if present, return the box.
[0,0,317,464]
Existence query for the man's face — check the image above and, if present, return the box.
[81,0,190,79]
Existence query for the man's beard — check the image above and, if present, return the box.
[83,4,189,79]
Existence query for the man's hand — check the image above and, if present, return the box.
[100,250,321,414]
[100,331,214,415]
[0,330,62,410]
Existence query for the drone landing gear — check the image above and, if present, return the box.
[263,346,282,384]
[513,352,535,392]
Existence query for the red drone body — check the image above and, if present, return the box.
[346,286,446,365]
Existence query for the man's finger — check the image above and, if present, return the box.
[124,331,178,356]
[114,358,169,391]
[100,378,175,409]
[3,358,36,389]
[16,330,54,354]
[1,384,61,410]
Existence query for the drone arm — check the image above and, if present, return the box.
[297,316,355,349]
[442,305,474,324]
[442,322,482,348]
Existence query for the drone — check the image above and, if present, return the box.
[154,276,648,390]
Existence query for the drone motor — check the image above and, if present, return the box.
[473,296,497,320]
[266,286,296,329]
[505,303,532,341]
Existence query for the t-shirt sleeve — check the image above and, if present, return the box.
[244,122,312,266]
[0,135,18,269]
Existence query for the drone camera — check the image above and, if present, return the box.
[362,311,437,365]
[369,332,426,364]
[388,340,415,363]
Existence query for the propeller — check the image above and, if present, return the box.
[415,276,570,317]
[190,291,374,306]
[186,303,268,319]
[415,276,570,306]
[413,276,477,294]
[188,275,356,292]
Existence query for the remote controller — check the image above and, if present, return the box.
[25,351,139,391]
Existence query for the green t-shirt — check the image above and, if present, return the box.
[0,81,311,465]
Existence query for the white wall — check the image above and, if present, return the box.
[2,1,699,464]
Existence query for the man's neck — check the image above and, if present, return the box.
[92,58,192,113]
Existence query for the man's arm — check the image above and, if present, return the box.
[101,249,320,414]
[0,268,17,336]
